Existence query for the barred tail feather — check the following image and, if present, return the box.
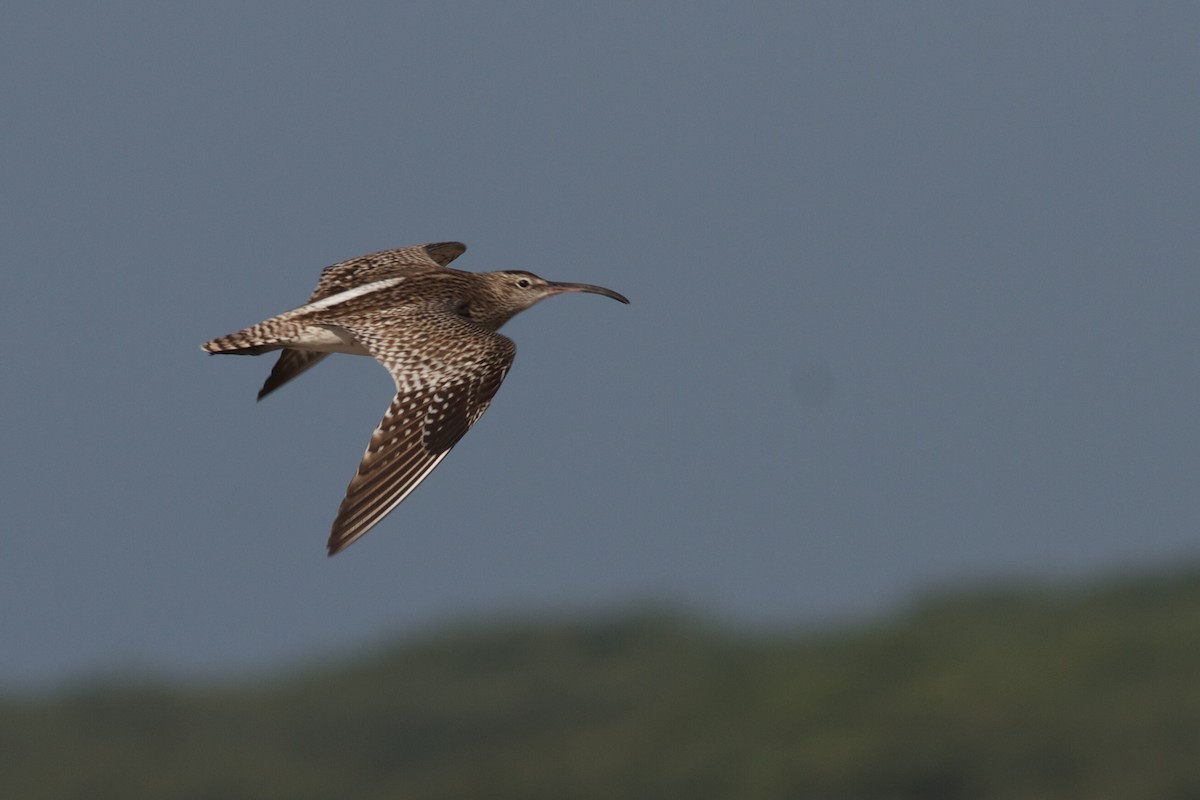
[201,318,309,356]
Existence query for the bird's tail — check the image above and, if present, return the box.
[201,316,309,356]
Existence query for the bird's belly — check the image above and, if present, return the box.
[285,324,371,355]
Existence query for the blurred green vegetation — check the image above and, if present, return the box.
[5,568,1200,799]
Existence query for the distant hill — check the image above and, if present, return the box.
[5,568,1200,799]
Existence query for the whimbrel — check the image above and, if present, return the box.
[202,242,628,555]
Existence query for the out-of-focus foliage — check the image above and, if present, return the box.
[5,569,1200,799]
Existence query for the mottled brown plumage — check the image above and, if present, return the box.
[201,242,628,555]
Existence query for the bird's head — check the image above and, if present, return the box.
[476,270,629,328]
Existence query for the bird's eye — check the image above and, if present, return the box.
[516,278,531,288]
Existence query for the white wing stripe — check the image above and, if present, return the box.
[299,277,408,313]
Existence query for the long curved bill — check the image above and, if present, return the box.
[548,281,630,304]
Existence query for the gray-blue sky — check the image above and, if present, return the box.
[3,2,1198,687]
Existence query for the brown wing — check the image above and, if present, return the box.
[257,350,330,400]
[309,242,466,301]
[258,242,467,399]
[325,311,515,555]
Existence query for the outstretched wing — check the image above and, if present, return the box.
[310,242,466,300]
[257,350,330,400]
[326,310,515,555]
[258,242,467,400]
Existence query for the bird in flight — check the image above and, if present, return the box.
[202,242,629,555]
